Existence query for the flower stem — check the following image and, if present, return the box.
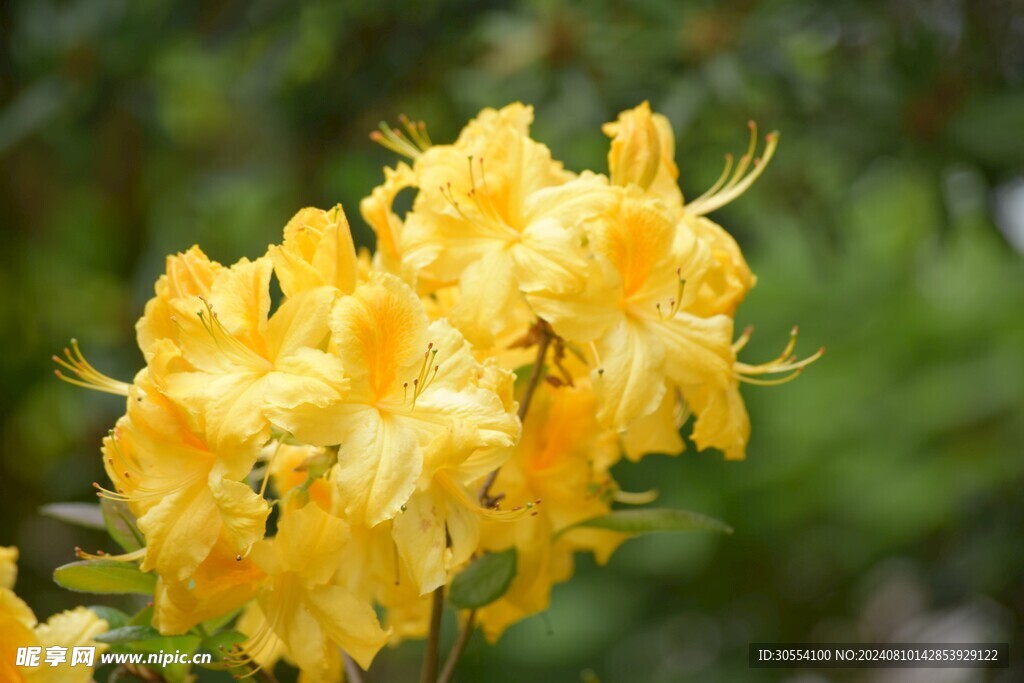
[478,320,552,505]
[421,585,445,683]
[437,609,476,683]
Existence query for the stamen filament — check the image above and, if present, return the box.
[687,124,780,216]
[52,340,130,396]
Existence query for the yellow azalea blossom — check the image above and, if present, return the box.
[681,213,757,318]
[360,161,425,283]
[686,327,822,461]
[476,383,624,641]
[528,188,735,433]
[0,589,36,683]
[391,411,524,595]
[102,358,269,582]
[682,379,751,461]
[266,272,520,528]
[604,104,773,317]
[27,608,108,683]
[269,205,359,298]
[420,283,538,372]
[153,537,263,634]
[393,104,614,347]
[334,521,433,644]
[0,549,107,683]
[237,602,349,683]
[268,442,336,513]
[235,602,289,675]
[159,255,348,454]
[136,245,223,360]
[603,101,682,207]
[236,503,390,677]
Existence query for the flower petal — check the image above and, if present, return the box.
[332,409,423,527]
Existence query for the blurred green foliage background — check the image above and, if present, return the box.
[2,0,1023,681]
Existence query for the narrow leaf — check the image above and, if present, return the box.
[53,560,156,595]
[39,503,106,529]
[101,497,145,552]
[557,508,733,537]
[448,548,517,609]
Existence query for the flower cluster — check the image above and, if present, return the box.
[50,102,819,680]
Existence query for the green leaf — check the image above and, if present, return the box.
[88,605,131,630]
[130,605,154,626]
[39,502,106,529]
[556,508,733,537]
[53,560,156,595]
[94,624,161,644]
[448,548,517,609]
[101,497,145,552]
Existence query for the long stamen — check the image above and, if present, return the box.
[196,298,265,365]
[469,156,503,224]
[371,117,432,159]
[52,340,130,396]
[407,343,440,408]
[732,325,754,353]
[734,326,824,384]
[106,430,178,484]
[738,370,806,386]
[74,546,146,562]
[687,123,779,216]
[656,268,687,319]
[398,114,432,150]
[690,153,734,206]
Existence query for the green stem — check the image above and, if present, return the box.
[421,585,445,683]
[437,609,476,683]
[478,320,552,505]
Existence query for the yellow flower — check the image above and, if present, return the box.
[360,162,423,282]
[267,272,520,528]
[528,188,735,433]
[389,104,614,347]
[603,101,682,206]
[391,409,523,595]
[27,608,108,683]
[102,359,269,582]
[267,442,337,513]
[683,380,750,461]
[136,246,223,360]
[681,213,757,318]
[334,521,433,644]
[237,503,390,676]
[159,255,348,454]
[604,105,774,318]
[476,383,624,641]
[0,548,107,683]
[153,538,264,634]
[269,205,359,298]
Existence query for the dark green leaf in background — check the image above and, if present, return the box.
[448,548,518,609]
